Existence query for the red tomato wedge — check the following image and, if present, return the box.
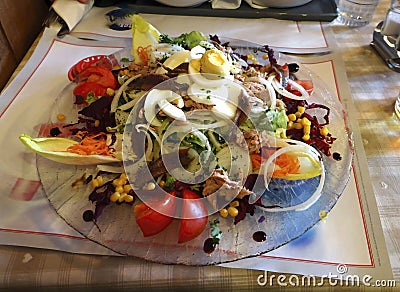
[76,66,117,90]
[178,189,208,244]
[68,55,108,81]
[287,79,314,96]
[73,81,108,105]
[134,192,176,237]
[68,55,109,81]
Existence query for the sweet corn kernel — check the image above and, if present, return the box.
[123,184,132,193]
[124,195,134,203]
[320,127,329,136]
[293,122,303,130]
[110,192,121,203]
[158,180,165,188]
[262,54,269,60]
[92,179,99,189]
[229,200,239,207]
[118,193,127,203]
[287,114,297,122]
[115,186,124,193]
[297,106,305,114]
[113,179,124,187]
[106,88,115,96]
[219,208,229,218]
[94,120,100,127]
[295,111,302,118]
[301,117,311,126]
[120,173,128,180]
[287,121,294,130]
[303,124,311,134]
[302,134,310,141]
[228,207,239,217]
[57,113,66,122]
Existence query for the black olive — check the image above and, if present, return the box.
[288,63,300,73]
[49,127,62,137]
[82,210,94,222]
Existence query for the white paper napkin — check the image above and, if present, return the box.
[51,0,94,32]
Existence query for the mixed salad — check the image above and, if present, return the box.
[20,15,340,247]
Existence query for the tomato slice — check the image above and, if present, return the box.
[73,81,108,105]
[134,192,176,237]
[77,66,117,89]
[68,55,109,81]
[287,79,314,96]
[178,189,208,244]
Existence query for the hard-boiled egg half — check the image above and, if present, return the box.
[187,81,242,120]
[144,89,186,127]
[146,43,244,123]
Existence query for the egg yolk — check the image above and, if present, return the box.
[199,49,230,77]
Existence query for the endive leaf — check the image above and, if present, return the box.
[272,152,322,181]
[19,134,120,165]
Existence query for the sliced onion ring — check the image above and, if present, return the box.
[269,73,310,101]
[111,74,141,113]
[135,124,162,162]
[260,142,325,212]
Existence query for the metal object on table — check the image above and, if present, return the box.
[129,0,338,21]
[371,21,400,72]
[42,9,70,37]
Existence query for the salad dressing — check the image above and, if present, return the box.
[252,231,267,242]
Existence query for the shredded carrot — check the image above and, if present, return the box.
[250,153,262,170]
[137,45,151,66]
[67,132,114,156]
[272,153,300,178]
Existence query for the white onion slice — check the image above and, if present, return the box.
[260,142,325,212]
[117,91,145,111]
[269,73,310,101]
[144,89,186,127]
[111,74,141,113]
[135,124,162,162]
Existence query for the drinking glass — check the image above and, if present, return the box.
[336,0,381,26]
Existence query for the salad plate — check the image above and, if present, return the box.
[32,22,353,265]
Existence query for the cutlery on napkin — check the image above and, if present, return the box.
[44,0,94,36]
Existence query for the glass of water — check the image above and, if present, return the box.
[336,0,381,27]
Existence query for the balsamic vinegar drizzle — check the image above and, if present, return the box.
[333,152,342,161]
[203,238,217,254]
[253,231,267,242]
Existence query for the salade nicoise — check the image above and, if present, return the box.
[20,15,340,245]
